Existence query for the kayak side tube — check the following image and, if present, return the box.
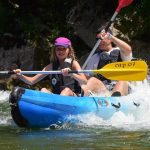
[9,87,28,127]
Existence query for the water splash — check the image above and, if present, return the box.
[0,91,12,126]
[68,81,150,131]
[0,90,10,103]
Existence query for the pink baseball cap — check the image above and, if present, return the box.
[54,37,71,48]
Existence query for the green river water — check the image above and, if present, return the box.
[0,125,150,150]
[0,84,150,150]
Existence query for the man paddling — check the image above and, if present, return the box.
[83,29,132,96]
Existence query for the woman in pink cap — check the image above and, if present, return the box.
[14,37,87,96]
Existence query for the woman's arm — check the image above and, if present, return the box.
[71,60,87,85]
[15,64,52,85]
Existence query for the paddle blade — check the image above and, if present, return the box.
[93,61,148,81]
[116,0,133,12]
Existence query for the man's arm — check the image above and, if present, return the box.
[110,35,132,57]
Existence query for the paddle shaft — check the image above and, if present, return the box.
[0,70,92,75]
[21,69,147,75]
[81,12,117,69]
[0,70,96,75]
[82,13,117,69]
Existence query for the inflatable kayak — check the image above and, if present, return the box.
[9,87,140,128]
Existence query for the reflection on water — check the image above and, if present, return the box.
[0,82,150,149]
[0,126,150,150]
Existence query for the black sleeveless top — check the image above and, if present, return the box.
[50,58,81,94]
[95,48,122,82]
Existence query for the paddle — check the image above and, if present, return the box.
[82,0,134,69]
[1,61,148,81]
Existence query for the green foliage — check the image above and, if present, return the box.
[0,0,78,68]
[115,0,150,41]
[0,0,150,58]
[0,0,149,43]
[0,0,77,44]
[0,2,14,34]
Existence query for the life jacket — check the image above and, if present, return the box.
[50,58,81,94]
[95,48,122,82]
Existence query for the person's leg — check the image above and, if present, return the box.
[41,88,51,93]
[60,87,76,96]
[112,81,128,96]
[82,77,109,95]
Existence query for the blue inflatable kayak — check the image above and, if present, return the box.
[9,87,140,128]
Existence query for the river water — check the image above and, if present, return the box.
[1,82,150,150]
